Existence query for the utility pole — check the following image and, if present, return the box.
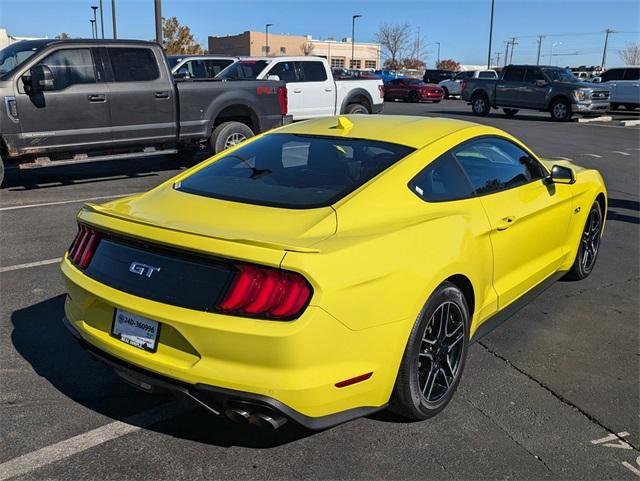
[111,0,117,38]
[265,23,273,55]
[351,15,362,69]
[99,0,104,38]
[90,6,98,38]
[435,41,441,67]
[601,29,614,70]
[508,37,517,64]
[154,0,162,45]
[536,35,545,65]
[487,0,495,69]
[495,51,501,67]
[504,40,509,66]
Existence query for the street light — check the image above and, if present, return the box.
[89,19,96,39]
[351,15,362,69]
[265,23,274,56]
[91,6,98,39]
[99,0,104,38]
[487,0,495,69]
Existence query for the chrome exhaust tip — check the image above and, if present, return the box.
[225,407,252,424]
[248,412,288,430]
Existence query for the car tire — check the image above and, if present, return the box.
[0,155,4,188]
[564,200,603,281]
[408,91,420,103]
[210,121,254,154]
[346,103,370,114]
[471,93,490,116]
[503,108,519,118]
[390,281,470,420]
[550,98,573,122]
[442,87,449,99]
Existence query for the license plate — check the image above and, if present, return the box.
[111,308,160,352]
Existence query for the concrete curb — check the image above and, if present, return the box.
[578,116,612,123]
[619,119,640,127]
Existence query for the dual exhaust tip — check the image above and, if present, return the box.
[225,405,287,430]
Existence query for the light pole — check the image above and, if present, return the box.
[265,23,273,56]
[351,14,362,69]
[111,0,117,38]
[601,29,614,70]
[154,0,162,45]
[99,0,104,38]
[487,0,495,69]
[91,6,98,39]
[549,42,562,65]
[90,19,96,39]
[536,35,545,65]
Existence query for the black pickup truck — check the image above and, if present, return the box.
[0,39,290,185]
[461,65,610,121]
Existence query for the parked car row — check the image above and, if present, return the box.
[0,41,383,185]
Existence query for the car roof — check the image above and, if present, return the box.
[18,38,158,48]
[273,115,481,149]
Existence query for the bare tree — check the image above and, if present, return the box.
[436,59,461,71]
[618,43,640,65]
[375,23,411,70]
[161,16,204,55]
[301,41,315,56]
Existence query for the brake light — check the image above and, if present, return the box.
[278,86,288,115]
[378,84,384,99]
[217,263,312,319]
[461,80,467,92]
[68,224,102,269]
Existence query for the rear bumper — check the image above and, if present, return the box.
[62,316,384,430]
[572,101,610,114]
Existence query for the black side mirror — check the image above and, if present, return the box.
[549,164,575,184]
[173,66,190,79]
[27,65,54,93]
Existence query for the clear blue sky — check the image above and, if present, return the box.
[2,0,639,67]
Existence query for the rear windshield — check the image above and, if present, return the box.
[176,133,415,209]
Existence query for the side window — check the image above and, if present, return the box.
[479,71,497,79]
[185,60,207,78]
[297,61,328,82]
[623,68,640,81]
[204,59,233,77]
[454,138,546,195]
[600,68,623,82]
[107,47,159,82]
[409,152,475,202]
[268,61,298,82]
[37,48,96,90]
[524,68,545,83]
[503,67,525,82]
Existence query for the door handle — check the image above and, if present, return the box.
[154,91,170,99]
[324,88,333,92]
[496,216,517,231]
[88,94,106,102]
[293,89,302,93]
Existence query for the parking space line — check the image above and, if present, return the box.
[612,151,631,156]
[583,154,602,158]
[0,258,62,273]
[0,402,185,481]
[0,193,136,212]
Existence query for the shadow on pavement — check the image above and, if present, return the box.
[607,198,640,225]
[426,109,555,123]
[10,294,315,448]
[2,152,207,191]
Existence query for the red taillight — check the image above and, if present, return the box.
[278,86,288,115]
[68,224,102,270]
[217,263,312,320]
[378,84,384,98]
[461,80,467,92]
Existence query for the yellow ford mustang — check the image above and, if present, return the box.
[61,115,606,430]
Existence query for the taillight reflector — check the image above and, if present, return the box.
[278,86,288,115]
[217,263,311,320]
[335,372,373,388]
[68,224,102,270]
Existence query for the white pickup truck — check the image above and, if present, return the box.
[216,56,384,120]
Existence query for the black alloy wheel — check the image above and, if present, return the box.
[408,90,420,103]
[565,201,603,280]
[390,281,470,419]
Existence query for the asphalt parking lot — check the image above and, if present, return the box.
[1,100,638,480]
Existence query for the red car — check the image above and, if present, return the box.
[383,78,444,103]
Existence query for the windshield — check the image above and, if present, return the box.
[216,60,269,80]
[175,133,415,209]
[406,78,424,85]
[0,42,44,78]
[542,68,580,83]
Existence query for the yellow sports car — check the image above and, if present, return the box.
[61,115,606,430]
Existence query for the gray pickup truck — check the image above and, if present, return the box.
[0,39,290,185]
[461,65,610,121]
